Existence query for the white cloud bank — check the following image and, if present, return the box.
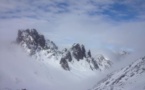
[0,0,145,63]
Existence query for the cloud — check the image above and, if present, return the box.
[0,0,145,64]
[0,0,145,20]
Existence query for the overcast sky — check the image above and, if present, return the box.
[0,0,145,59]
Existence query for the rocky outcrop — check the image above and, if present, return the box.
[17,29,46,48]
[60,57,70,70]
[16,29,58,56]
[71,43,86,61]
[16,29,111,71]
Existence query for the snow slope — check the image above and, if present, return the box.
[91,56,145,90]
[0,43,99,90]
[16,29,111,71]
[1,29,144,90]
[0,29,113,90]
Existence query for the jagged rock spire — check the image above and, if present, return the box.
[16,29,58,55]
[71,43,87,61]
[16,29,46,48]
[87,50,92,57]
[16,29,111,71]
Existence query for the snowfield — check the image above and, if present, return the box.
[1,43,145,90]
[0,29,145,90]
[91,56,145,90]
[0,44,100,90]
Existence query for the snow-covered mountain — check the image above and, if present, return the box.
[91,56,145,90]
[15,29,111,71]
[0,29,112,90]
[1,29,144,90]
[0,43,98,90]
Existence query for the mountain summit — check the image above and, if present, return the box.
[16,29,111,71]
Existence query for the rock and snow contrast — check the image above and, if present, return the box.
[0,44,98,90]
[16,29,111,71]
[0,0,145,89]
[0,29,144,90]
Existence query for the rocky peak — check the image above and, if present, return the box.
[16,29,46,48]
[15,29,112,71]
[16,29,58,55]
[71,43,86,61]
[87,50,92,58]
[62,48,72,62]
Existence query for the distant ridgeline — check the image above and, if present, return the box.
[16,29,112,71]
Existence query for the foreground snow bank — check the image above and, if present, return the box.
[0,44,99,90]
[91,56,145,90]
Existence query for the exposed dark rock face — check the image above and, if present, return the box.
[60,57,70,70]
[16,29,111,71]
[71,43,86,61]
[60,43,101,70]
[81,44,86,58]
[16,29,46,48]
[59,48,72,70]
[62,48,72,62]
[16,29,58,56]
[92,58,99,69]
[87,50,92,58]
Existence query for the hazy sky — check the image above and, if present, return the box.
[0,0,145,58]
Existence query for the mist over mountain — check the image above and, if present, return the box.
[0,0,145,90]
[91,56,145,90]
[15,29,112,71]
[0,29,112,90]
[0,28,144,90]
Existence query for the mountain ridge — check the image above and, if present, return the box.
[91,56,145,90]
[15,29,112,71]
